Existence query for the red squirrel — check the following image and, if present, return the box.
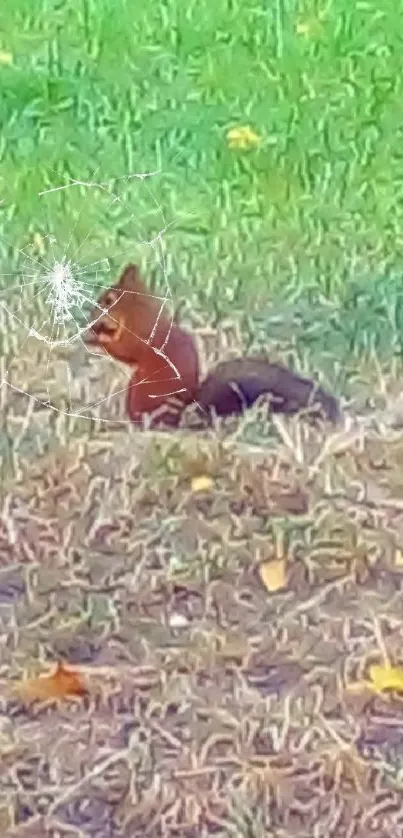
[85,265,340,427]
[85,264,200,425]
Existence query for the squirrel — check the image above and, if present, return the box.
[85,264,200,425]
[85,264,341,427]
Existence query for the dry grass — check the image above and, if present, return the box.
[2,331,403,837]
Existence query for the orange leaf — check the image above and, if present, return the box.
[14,662,88,704]
[259,558,287,592]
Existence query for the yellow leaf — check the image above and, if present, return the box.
[368,664,403,694]
[191,474,213,493]
[226,125,261,151]
[0,51,13,65]
[259,558,287,593]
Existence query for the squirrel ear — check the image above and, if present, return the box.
[118,264,147,294]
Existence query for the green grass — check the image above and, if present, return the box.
[1,0,403,392]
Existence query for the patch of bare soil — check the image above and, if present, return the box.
[1,340,403,836]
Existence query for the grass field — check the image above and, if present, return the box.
[3,1,403,836]
[1,0,403,374]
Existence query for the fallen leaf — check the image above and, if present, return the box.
[191,474,213,493]
[259,558,287,593]
[226,125,261,150]
[368,664,403,694]
[14,662,88,704]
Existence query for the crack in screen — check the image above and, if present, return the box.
[0,164,199,428]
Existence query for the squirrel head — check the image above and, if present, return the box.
[85,264,173,365]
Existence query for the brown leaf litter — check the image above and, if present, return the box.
[3,361,403,836]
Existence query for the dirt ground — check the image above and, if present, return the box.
[2,336,403,837]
